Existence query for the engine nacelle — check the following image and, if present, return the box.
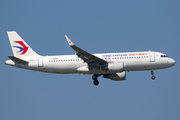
[102,62,124,72]
[103,71,126,81]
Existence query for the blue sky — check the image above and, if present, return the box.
[0,0,180,120]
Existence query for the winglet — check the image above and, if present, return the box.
[65,35,74,46]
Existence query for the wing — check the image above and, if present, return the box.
[65,35,107,68]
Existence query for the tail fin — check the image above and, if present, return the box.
[7,31,39,58]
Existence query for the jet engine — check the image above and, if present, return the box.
[101,63,124,72]
[103,71,126,81]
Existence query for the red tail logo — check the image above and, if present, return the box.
[13,41,29,55]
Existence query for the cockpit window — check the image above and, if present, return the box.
[161,55,168,58]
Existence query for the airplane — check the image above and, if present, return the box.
[5,31,176,86]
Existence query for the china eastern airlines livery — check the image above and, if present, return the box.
[5,31,176,86]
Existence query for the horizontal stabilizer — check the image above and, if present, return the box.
[8,56,28,63]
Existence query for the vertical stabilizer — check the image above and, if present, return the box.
[7,31,39,58]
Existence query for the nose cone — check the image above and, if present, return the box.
[172,59,176,66]
[169,58,176,67]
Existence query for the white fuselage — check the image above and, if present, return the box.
[5,51,175,74]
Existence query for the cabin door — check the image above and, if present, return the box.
[150,52,155,62]
[38,57,44,67]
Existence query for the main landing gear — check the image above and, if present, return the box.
[92,74,100,86]
[151,70,155,80]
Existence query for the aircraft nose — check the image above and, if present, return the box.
[169,59,176,66]
[172,59,176,66]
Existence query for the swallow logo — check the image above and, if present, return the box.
[13,41,29,55]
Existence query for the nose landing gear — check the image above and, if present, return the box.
[151,75,155,80]
[92,74,100,86]
[151,70,155,80]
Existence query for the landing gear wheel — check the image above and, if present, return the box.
[151,70,155,80]
[151,75,155,80]
[93,80,99,86]
[92,74,100,86]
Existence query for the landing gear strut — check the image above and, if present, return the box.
[151,70,155,80]
[92,74,100,86]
